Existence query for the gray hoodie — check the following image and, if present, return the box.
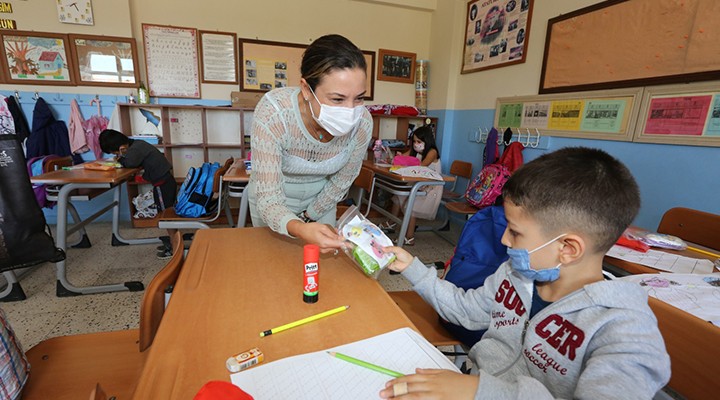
[402,259,671,400]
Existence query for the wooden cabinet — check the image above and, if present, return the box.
[116,103,254,227]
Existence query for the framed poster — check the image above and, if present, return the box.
[142,24,201,98]
[68,34,139,87]
[461,0,533,74]
[199,30,238,84]
[495,87,644,142]
[0,31,75,85]
[239,37,375,100]
[634,82,720,147]
[539,0,720,94]
[377,48,415,84]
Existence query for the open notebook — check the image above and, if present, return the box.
[231,327,459,399]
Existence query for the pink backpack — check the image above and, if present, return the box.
[464,142,524,208]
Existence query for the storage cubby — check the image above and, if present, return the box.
[117,103,253,227]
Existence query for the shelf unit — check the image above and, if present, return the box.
[116,103,254,227]
[370,114,439,152]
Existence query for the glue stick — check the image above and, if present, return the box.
[303,244,320,303]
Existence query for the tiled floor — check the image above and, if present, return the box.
[1,220,460,351]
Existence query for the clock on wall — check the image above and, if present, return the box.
[56,0,94,26]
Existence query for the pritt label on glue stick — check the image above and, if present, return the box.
[303,244,320,303]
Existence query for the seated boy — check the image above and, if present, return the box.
[100,129,177,257]
[380,147,670,399]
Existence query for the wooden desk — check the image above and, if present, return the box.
[362,160,454,247]
[605,244,720,400]
[223,159,250,228]
[28,166,160,297]
[132,227,417,399]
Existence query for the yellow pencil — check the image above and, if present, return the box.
[260,305,349,337]
[686,246,720,259]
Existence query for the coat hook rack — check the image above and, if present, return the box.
[32,92,40,101]
[13,90,20,100]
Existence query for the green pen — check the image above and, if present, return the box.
[327,351,404,378]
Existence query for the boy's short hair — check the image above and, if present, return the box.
[502,147,640,253]
[99,129,130,154]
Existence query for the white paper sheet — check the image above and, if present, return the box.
[230,328,459,399]
[620,273,720,326]
[606,245,715,274]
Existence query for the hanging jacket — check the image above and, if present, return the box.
[84,114,108,160]
[26,97,71,159]
[0,95,15,135]
[68,99,89,155]
[6,95,29,142]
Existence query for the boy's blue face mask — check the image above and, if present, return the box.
[507,234,566,282]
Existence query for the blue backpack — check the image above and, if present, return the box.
[440,205,509,347]
[174,162,221,217]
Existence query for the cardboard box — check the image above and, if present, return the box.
[231,91,264,108]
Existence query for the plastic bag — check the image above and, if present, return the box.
[337,206,396,278]
[624,227,687,251]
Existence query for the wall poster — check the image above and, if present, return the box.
[199,30,238,84]
[0,31,74,85]
[461,0,533,74]
[142,24,201,98]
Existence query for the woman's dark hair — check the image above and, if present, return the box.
[301,34,366,90]
[99,129,130,153]
[409,125,439,159]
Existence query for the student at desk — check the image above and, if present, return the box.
[381,148,670,399]
[247,34,372,252]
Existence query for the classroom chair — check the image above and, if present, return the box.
[354,166,376,216]
[158,157,233,231]
[23,231,185,400]
[648,296,720,400]
[656,207,720,250]
[441,160,473,202]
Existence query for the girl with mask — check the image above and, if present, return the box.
[379,125,441,245]
[247,34,372,253]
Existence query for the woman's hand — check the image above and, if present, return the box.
[288,220,346,253]
[382,246,414,273]
[379,369,479,399]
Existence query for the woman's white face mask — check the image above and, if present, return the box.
[308,86,364,137]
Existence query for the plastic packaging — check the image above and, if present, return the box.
[337,206,396,278]
[624,227,687,251]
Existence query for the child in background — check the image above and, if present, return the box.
[379,126,441,245]
[380,147,670,399]
[99,129,177,258]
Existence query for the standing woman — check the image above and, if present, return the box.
[247,34,372,252]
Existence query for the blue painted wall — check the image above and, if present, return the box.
[433,108,720,231]
[2,90,230,224]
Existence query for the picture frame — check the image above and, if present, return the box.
[377,48,415,84]
[238,37,375,100]
[633,81,720,148]
[142,23,201,98]
[199,30,238,84]
[539,0,720,94]
[0,30,75,85]
[461,0,533,74]
[68,34,139,87]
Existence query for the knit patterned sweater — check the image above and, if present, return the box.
[249,87,372,236]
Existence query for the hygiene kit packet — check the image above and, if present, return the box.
[337,206,396,278]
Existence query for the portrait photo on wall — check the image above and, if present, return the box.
[462,0,533,74]
[377,48,416,84]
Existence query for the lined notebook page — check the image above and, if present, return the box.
[231,327,459,399]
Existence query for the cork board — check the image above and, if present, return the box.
[239,38,375,100]
[539,0,720,94]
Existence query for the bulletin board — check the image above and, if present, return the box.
[634,81,720,147]
[494,87,644,141]
[539,0,720,94]
[238,38,376,100]
[142,23,201,98]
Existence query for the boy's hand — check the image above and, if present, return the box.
[379,369,479,399]
[383,246,413,272]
